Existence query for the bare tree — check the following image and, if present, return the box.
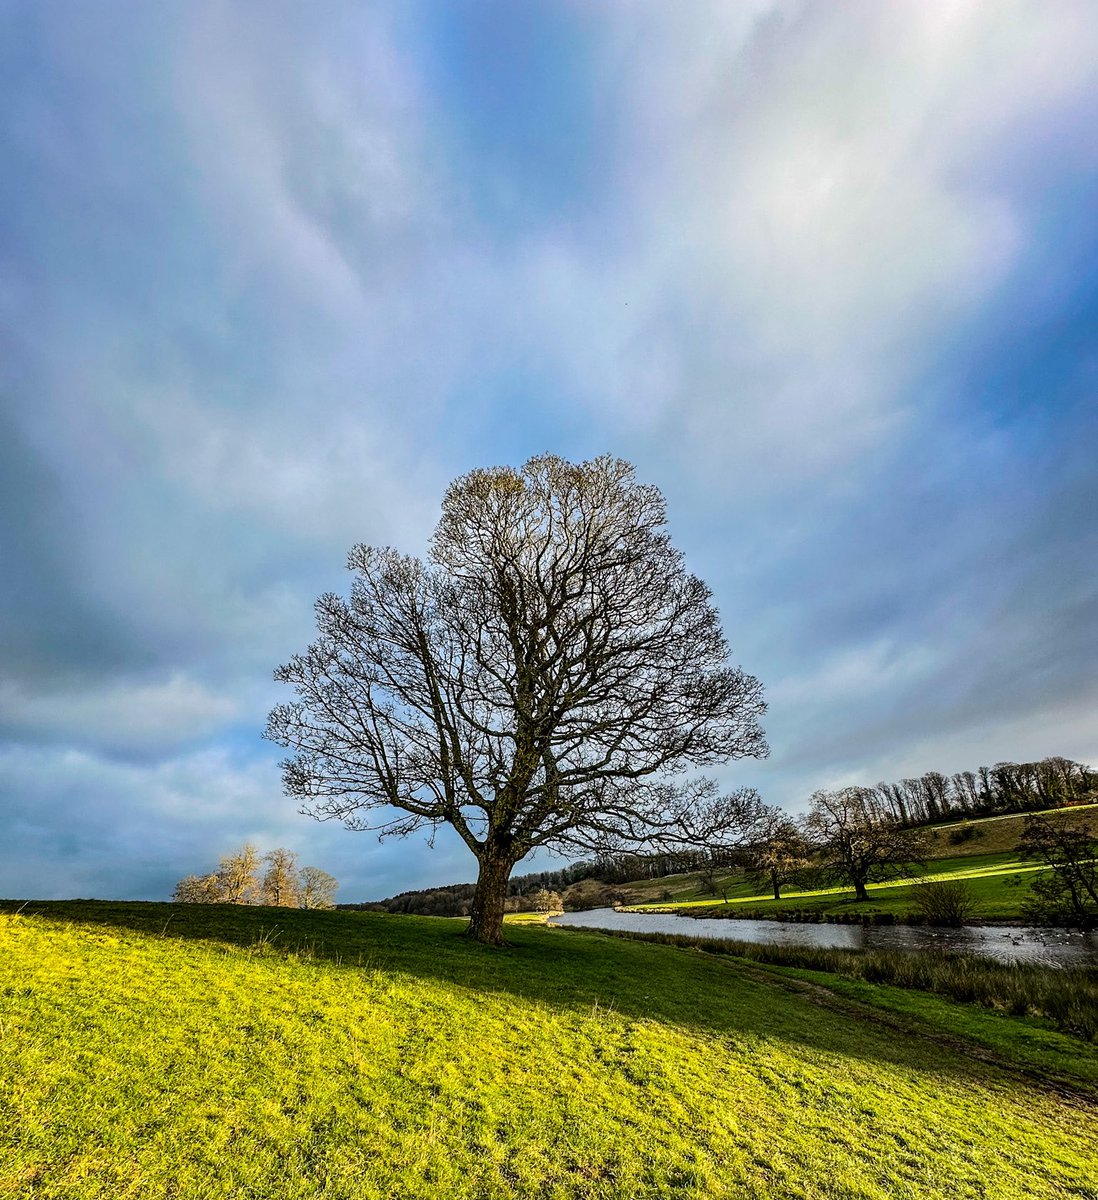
[267,454,767,944]
[216,844,263,904]
[262,848,300,907]
[171,873,222,904]
[298,866,339,910]
[749,807,810,900]
[804,788,926,902]
[1019,813,1098,929]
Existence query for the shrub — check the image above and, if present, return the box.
[912,880,975,927]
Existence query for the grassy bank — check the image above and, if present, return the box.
[2,901,1097,1198]
[620,804,1098,922]
[623,850,1040,921]
[603,927,1098,1041]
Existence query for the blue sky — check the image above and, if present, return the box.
[1,1,1096,902]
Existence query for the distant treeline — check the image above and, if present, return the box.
[861,756,1095,827]
[340,861,617,918]
[341,756,1095,917]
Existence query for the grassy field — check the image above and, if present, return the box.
[621,804,1098,922]
[921,803,1098,858]
[2,901,1097,1198]
[624,851,1041,921]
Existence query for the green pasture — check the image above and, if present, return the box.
[921,802,1098,858]
[622,804,1098,922]
[2,901,1097,1199]
[622,850,1044,920]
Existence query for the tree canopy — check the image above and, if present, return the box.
[267,454,767,943]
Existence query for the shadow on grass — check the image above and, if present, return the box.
[0,898,1074,1091]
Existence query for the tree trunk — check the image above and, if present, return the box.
[772,874,781,901]
[466,851,515,946]
[853,877,869,902]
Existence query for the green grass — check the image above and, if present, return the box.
[622,804,1098,922]
[2,901,1098,1198]
[921,802,1098,858]
[624,851,1041,920]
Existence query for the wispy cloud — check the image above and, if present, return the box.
[1,1,1095,900]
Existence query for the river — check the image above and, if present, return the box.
[549,907,1098,968]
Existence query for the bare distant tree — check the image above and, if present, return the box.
[1019,813,1098,929]
[268,455,767,944]
[298,866,339,910]
[951,771,978,814]
[216,843,263,904]
[171,874,222,904]
[749,807,810,900]
[804,788,927,902]
[262,848,300,907]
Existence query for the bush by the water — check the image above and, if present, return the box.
[912,879,976,926]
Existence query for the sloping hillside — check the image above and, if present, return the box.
[2,901,1096,1198]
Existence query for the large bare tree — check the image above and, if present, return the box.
[804,788,927,902]
[267,455,767,944]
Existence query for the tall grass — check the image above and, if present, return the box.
[605,929,1098,1040]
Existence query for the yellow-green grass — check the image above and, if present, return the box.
[922,803,1098,858]
[622,804,1098,920]
[2,901,1097,1199]
[624,852,1060,921]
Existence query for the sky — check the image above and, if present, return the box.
[1,0,1096,903]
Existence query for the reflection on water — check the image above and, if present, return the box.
[549,908,1098,968]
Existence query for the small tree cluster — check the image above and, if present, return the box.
[172,844,338,909]
[532,888,563,914]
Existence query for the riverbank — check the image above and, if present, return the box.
[597,926,1098,1042]
[3,900,1097,1198]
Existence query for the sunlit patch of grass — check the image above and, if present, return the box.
[604,927,1098,1042]
[1,902,1097,1198]
[625,851,1049,920]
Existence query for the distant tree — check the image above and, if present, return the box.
[951,771,978,814]
[262,848,300,907]
[749,808,810,900]
[804,788,927,902]
[697,861,722,898]
[298,866,339,910]
[532,888,562,914]
[216,843,263,904]
[171,874,222,904]
[1019,813,1098,929]
[267,455,767,945]
[172,847,338,909]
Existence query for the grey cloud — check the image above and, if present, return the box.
[1,1,1095,899]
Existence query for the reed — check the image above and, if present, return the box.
[604,928,1098,1039]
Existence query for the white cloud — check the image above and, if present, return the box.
[506,1,1098,486]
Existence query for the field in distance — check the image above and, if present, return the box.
[619,803,1098,922]
[3,899,1097,1198]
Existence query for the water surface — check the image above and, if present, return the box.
[550,907,1098,968]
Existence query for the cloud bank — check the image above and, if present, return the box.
[1,0,1095,900]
